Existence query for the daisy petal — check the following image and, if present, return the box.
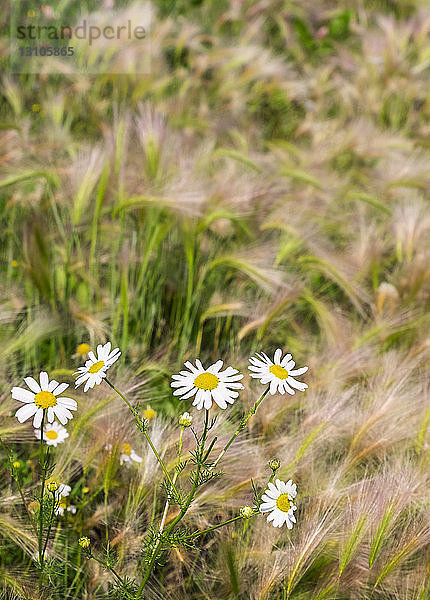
[15,403,38,423]
[274,348,282,364]
[39,372,49,391]
[57,397,77,410]
[52,383,69,396]
[47,380,59,392]
[287,377,308,391]
[24,377,41,393]
[33,408,44,428]
[12,387,35,404]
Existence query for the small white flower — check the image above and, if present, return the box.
[55,503,65,516]
[48,479,72,515]
[12,372,77,428]
[171,359,244,410]
[260,478,297,528]
[178,412,193,427]
[55,501,76,516]
[46,477,70,497]
[120,443,142,467]
[34,421,69,447]
[74,342,121,392]
[248,349,308,395]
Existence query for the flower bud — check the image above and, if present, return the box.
[143,406,156,421]
[240,505,254,519]
[28,500,39,513]
[77,343,90,356]
[47,480,59,493]
[269,458,281,472]
[78,536,91,549]
[179,412,192,428]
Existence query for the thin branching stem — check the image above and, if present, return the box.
[184,514,251,540]
[42,490,57,559]
[138,410,210,595]
[159,426,184,533]
[38,409,48,570]
[0,436,38,536]
[211,386,270,470]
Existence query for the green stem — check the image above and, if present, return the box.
[108,565,126,587]
[184,514,246,540]
[89,552,126,587]
[104,378,179,499]
[0,437,37,536]
[211,387,270,470]
[104,488,109,543]
[38,409,47,570]
[138,411,209,594]
[42,490,57,559]
[159,427,184,533]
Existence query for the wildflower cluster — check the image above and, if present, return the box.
[10,343,308,595]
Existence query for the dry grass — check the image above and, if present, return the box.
[0,0,430,598]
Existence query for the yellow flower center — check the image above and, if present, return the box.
[34,391,57,409]
[77,343,90,355]
[47,478,59,489]
[194,372,219,391]
[122,443,131,456]
[45,430,59,440]
[89,360,105,374]
[269,365,289,380]
[276,493,294,513]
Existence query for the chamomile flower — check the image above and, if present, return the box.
[12,371,77,428]
[74,342,121,392]
[119,443,142,467]
[34,421,69,447]
[259,479,297,528]
[46,478,71,499]
[171,359,244,410]
[248,349,308,395]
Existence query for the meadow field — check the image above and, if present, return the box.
[1,0,430,598]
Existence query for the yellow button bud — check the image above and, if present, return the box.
[78,536,91,549]
[240,505,254,519]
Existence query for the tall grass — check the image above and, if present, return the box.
[1,0,430,597]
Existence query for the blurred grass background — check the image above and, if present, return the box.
[1,0,430,598]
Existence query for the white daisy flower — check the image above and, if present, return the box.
[248,349,308,395]
[34,421,69,447]
[45,479,71,499]
[120,443,142,467]
[46,478,72,516]
[171,359,244,410]
[12,372,77,428]
[74,342,121,392]
[259,478,298,528]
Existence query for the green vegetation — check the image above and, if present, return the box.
[1,0,430,598]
